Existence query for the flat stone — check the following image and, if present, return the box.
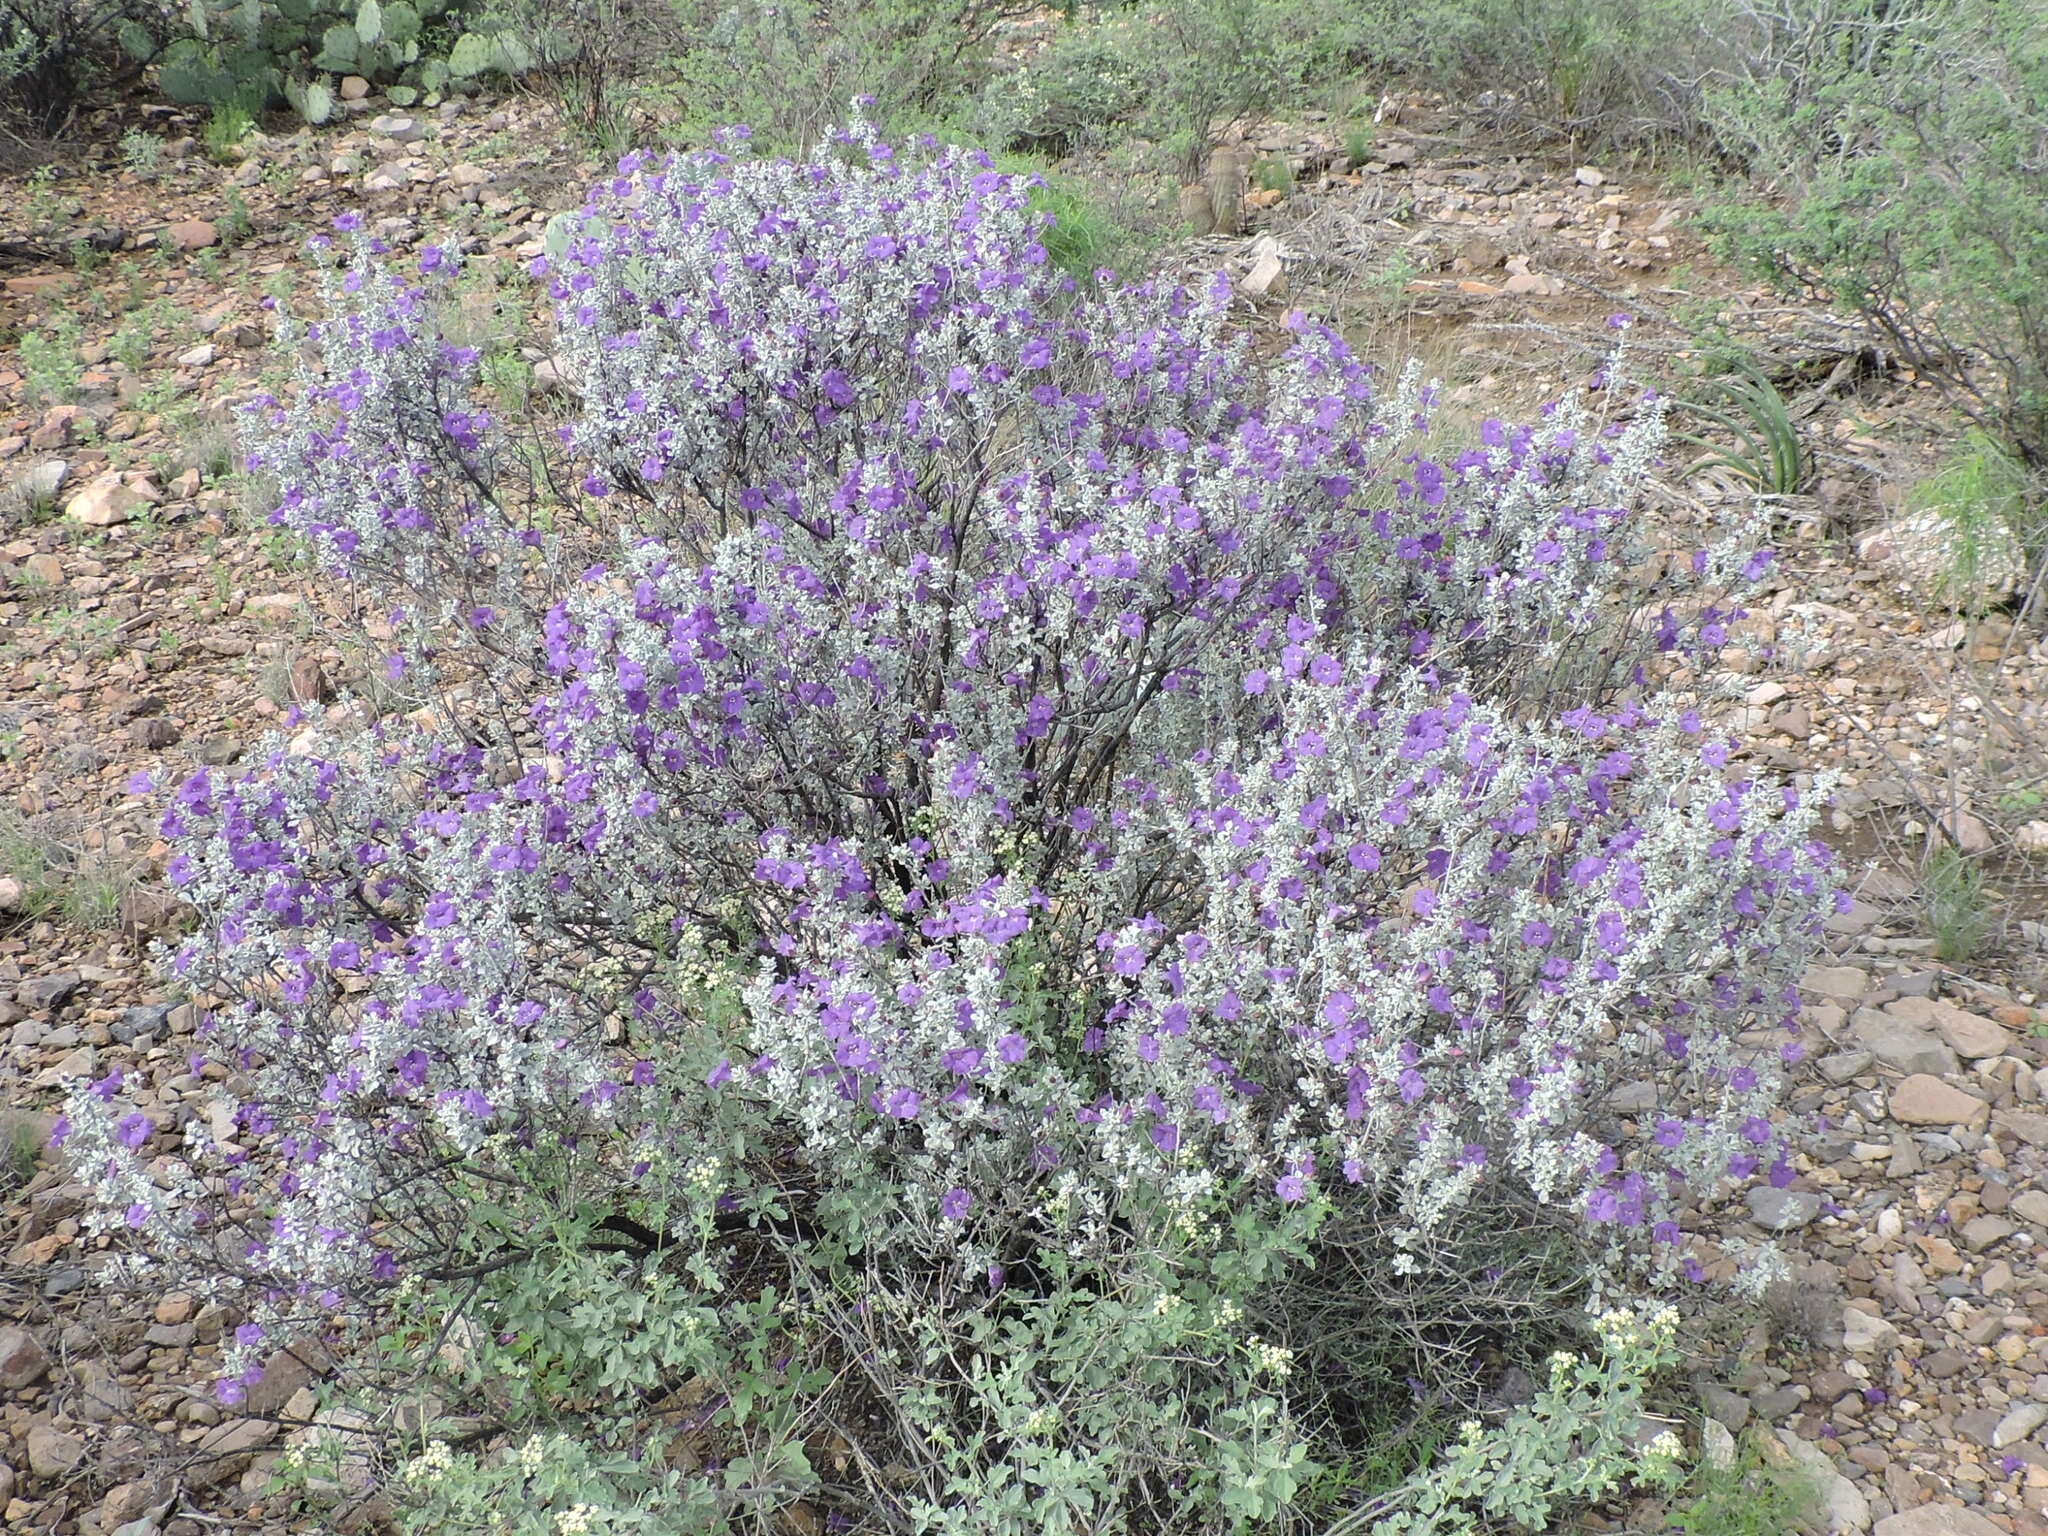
[1818,1050,1875,1084]
[1699,1381,1751,1431]
[1919,1347,1969,1379]
[1873,1507,2002,1536]
[1852,1012,1957,1077]
[369,113,423,142]
[1959,1214,2014,1250]
[1804,965,1870,999]
[1993,1402,2048,1447]
[1995,1108,2048,1148]
[1889,1075,1988,1128]
[1748,1186,1824,1231]
[1925,1002,2013,1060]
[26,1424,84,1478]
[1774,1431,1869,1535]
[2010,1189,2048,1226]
[16,972,81,1010]
[0,1325,50,1388]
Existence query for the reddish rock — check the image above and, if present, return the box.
[1888,1075,1989,1128]
[163,218,218,250]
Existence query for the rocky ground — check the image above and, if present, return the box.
[2,81,2046,1536]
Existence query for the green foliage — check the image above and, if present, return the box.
[1329,1308,1690,1534]
[1673,358,1809,496]
[1700,0,2048,483]
[977,0,1355,176]
[1656,1429,1827,1536]
[990,151,1152,278]
[120,127,165,177]
[2,1,174,135]
[1339,0,1734,147]
[17,313,83,405]
[645,0,1026,156]
[1906,430,2041,614]
[158,0,472,120]
[1925,844,1993,966]
[203,97,256,158]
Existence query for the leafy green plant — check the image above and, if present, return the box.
[17,313,83,405]
[219,186,256,244]
[203,96,255,158]
[119,126,165,176]
[1905,430,2041,614]
[159,0,473,122]
[1672,358,1809,496]
[1327,1305,1691,1534]
[1656,1429,1827,1536]
[1925,843,1993,964]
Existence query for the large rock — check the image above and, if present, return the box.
[63,471,147,527]
[1886,997,2013,1059]
[1840,1306,1897,1354]
[1850,1012,1956,1077]
[0,1325,51,1388]
[1873,1507,2002,1536]
[1888,1075,1988,1128]
[1772,1431,1870,1535]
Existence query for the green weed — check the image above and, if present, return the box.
[1924,844,1993,965]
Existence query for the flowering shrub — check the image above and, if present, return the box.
[62,118,1835,1530]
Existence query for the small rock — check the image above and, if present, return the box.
[1926,1003,2013,1060]
[129,717,182,750]
[338,75,370,101]
[288,656,333,703]
[1575,165,1606,186]
[1840,1307,1897,1354]
[175,343,216,369]
[447,162,493,188]
[369,113,423,142]
[1748,1186,1823,1232]
[23,459,67,502]
[1701,1417,1737,1471]
[25,1424,85,1479]
[0,1326,51,1388]
[163,219,218,251]
[2010,1188,2048,1226]
[17,973,82,1010]
[1888,1075,1988,1128]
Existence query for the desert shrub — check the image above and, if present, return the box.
[1339,0,1767,148]
[978,0,1357,173]
[1700,0,2048,499]
[0,0,168,136]
[633,0,1032,156]
[64,123,1835,1531]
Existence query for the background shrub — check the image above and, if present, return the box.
[65,124,1833,1531]
[0,0,168,138]
[1698,0,2048,598]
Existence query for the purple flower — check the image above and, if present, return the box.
[940,1187,972,1220]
